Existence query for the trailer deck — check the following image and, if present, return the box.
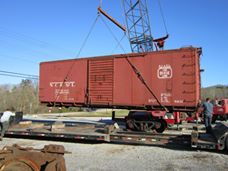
[5,118,228,151]
[5,118,191,147]
[6,120,109,142]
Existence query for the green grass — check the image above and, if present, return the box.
[69,110,129,117]
[38,109,129,118]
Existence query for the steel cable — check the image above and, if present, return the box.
[157,0,169,35]
[52,14,100,104]
[75,15,100,58]
[100,15,168,112]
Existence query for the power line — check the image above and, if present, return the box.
[0,37,63,60]
[0,70,39,79]
[0,26,75,63]
[0,26,74,55]
[0,73,38,80]
[0,54,38,65]
[0,70,38,77]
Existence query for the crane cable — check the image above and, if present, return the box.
[100,16,168,112]
[157,0,169,35]
[76,15,100,58]
[110,33,126,54]
[53,14,100,104]
[100,15,127,53]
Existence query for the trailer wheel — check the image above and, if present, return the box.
[155,120,167,133]
[126,119,134,130]
[226,135,228,152]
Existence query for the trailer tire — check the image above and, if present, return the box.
[155,120,167,133]
[226,135,228,152]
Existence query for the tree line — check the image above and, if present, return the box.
[0,79,42,114]
[0,79,228,114]
[0,79,81,114]
[201,86,228,101]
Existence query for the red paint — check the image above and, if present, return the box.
[174,112,180,123]
[165,119,175,125]
[151,111,166,117]
[213,99,228,115]
[39,47,201,112]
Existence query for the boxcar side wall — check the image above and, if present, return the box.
[114,56,146,106]
[39,59,88,105]
[112,48,201,111]
[39,47,201,111]
[147,48,200,109]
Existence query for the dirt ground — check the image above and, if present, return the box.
[0,138,227,171]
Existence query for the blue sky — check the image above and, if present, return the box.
[0,0,227,87]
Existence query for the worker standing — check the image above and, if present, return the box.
[202,98,213,133]
[0,109,15,140]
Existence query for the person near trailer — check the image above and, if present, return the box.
[202,98,213,133]
[0,109,15,139]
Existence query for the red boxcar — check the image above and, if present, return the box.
[39,47,201,112]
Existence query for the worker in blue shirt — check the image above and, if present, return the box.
[0,109,15,139]
[202,98,213,133]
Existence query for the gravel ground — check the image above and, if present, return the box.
[0,138,227,171]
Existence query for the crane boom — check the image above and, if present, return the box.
[122,0,153,52]
[98,6,126,32]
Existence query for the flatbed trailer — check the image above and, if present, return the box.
[4,119,228,152]
[5,118,191,147]
[6,120,108,142]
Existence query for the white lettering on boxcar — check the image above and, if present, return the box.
[54,89,70,101]
[174,100,184,104]
[50,81,76,88]
[148,98,157,103]
[157,64,172,79]
[55,89,69,95]
[161,93,171,103]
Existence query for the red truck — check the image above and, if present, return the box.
[213,99,228,122]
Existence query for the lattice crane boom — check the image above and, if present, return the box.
[122,0,153,52]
